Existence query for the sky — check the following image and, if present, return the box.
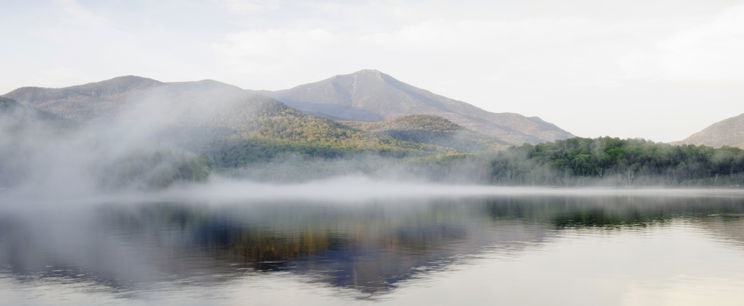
[1,0,743,142]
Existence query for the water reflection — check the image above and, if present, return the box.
[2,194,744,300]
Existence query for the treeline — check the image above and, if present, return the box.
[92,136,744,188]
[99,149,210,190]
[488,137,744,185]
[197,136,744,186]
[202,138,418,169]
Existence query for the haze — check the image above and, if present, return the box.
[2,0,743,142]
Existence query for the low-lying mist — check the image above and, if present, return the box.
[6,89,744,298]
[3,80,744,212]
[0,81,488,200]
[152,176,744,205]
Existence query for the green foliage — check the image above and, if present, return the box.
[224,103,440,155]
[203,138,422,168]
[346,115,463,133]
[99,150,210,190]
[204,136,744,186]
[489,137,744,185]
[343,115,507,152]
[201,106,451,168]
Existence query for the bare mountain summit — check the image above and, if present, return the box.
[266,69,573,144]
[679,114,744,148]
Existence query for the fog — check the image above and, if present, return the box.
[3,83,744,206]
[1,80,485,200]
[6,84,744,305]
[146,176,744,205]
[0,82,247,196]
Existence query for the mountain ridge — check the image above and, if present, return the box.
[265,69,573,145]
[2,71,574,147]
[1,77,446,163]
[678,113,744,148]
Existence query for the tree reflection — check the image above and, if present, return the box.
[2,195,744,294]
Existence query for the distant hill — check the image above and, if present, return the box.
[3,72,576,167]
[2,76,266,122]
[679,114,744,148]
[264,69,573,145]
[4,76,164,120]
[0,96,23,113]
[343,114,508,152]
[0,96,69,125]
[0,97,75,187]
[1,77,442,165]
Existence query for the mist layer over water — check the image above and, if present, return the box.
[157,177,744,202]
[4,80,744,306]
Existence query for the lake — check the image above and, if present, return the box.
[3,187,744,305]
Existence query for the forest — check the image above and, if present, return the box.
[487,137,744,185]
[195,136,744,186]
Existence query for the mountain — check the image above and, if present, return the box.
[265,69,573,145]
[342,114,508,152]
[0,97,76,187]
[4,76,164,120]
[0,96,69,125]
[1,77,441,165]
[1,76,260,121]
[679,114,744,148]
[0,96,23,113]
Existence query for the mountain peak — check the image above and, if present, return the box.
[87,75,163,90]
[269,71,573,144]
[107,75,159,82]
[335,69,388,83]
[351,69,384,76]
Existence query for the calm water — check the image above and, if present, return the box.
[3,191,744,305]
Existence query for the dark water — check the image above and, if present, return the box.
[3,191,744,305]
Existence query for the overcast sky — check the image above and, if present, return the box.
[1,0,743,142]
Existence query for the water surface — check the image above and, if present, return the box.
[3,190,744,305]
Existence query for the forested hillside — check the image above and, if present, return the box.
[342,115,507,153]
[266,69,573,144]
[487,137,744,185]
[6,76,744,187]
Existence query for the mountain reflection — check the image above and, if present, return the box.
[2,195,744,294]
